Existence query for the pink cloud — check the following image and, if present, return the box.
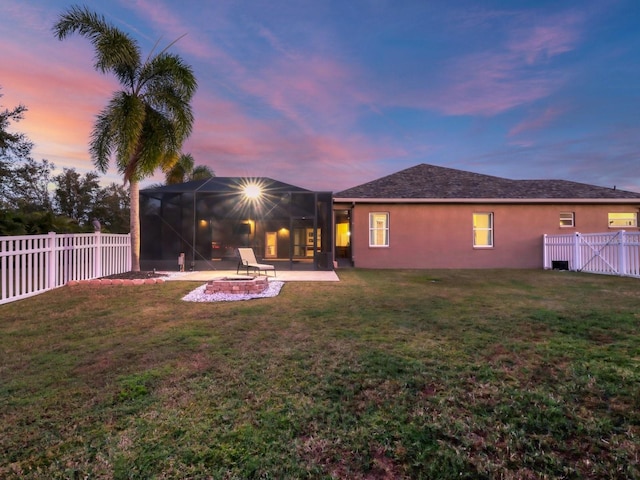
[2,2,385,191]
[256,26,299,59]
[391,8,585,117]
[112,1,398,188]
[123,0,241,69]
[507,11,584,64]
[425,52,562,116]
[6,1,605,193]
[1,30,123,176]
[171,90,406,190]
[1,2,57,35]
[240,54,371,134]
[508,106,566,137]
[122,6,370,136]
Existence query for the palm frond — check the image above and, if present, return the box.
[89,92,146,182]
[89,109,114,173]
[139,53,197,101]
[164,161,186,185]
[111,94,146,171]
[143,33,188,67]
[53,5,140,75]
[55,5,197,185]
[127,106,177,182]
[163,154,213,184]
[191,165,215,181]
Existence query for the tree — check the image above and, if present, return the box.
[5,158,53,213]
[0,210,57,235]
[52,168,101,226]
[0,87,33,161]
[164,152,214,184]
[52,170,130,233]
[1,87,35,209]
[53,5,197,270]
[92,182,130,233]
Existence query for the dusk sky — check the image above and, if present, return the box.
[1,1,639,192]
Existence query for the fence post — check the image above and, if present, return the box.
[542,234,548,269]
[0,237,6,301]
[573,232,581,271]
[619,230,627,276]
[94,231,102,279]
[47,231,57,289]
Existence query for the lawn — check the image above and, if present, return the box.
[0,269,638,479]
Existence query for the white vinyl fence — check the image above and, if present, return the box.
[0,232,131,305]
[543,231,640,278]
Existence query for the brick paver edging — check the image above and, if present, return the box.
[67,278,166,286]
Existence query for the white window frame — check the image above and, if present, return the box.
[473,213,493,248]
[560,212,575,228]
[369,212,389,247]
[608,212,638,228]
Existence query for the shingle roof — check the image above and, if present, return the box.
[335,164,640,200]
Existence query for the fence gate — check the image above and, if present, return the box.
[543,231,640,278]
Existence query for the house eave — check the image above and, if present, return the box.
[333,197,640,204]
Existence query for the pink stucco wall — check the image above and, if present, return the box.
[337,202,640,269]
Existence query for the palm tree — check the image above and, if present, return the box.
[164,153,214,184]
[53,5,197,271]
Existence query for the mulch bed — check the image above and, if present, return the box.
[101,271,168,280]
[66,271,169,287]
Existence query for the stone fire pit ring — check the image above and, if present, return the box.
[182,275,284,302]
[205,275,269,295]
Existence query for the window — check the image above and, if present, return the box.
[369,212,389,247]
[560,212,575,228]
[473,213,493,248]
[608,212,638,228]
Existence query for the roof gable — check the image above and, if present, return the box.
[335,164,640,200]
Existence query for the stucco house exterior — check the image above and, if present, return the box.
[333,164,640,269]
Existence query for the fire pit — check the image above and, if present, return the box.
[205,275,268,295]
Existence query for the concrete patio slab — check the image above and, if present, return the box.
[164,270,340,282]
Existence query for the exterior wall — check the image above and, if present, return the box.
[340,202,640,269]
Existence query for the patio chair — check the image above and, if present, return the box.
[237,248,277,277]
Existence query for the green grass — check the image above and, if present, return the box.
[1,269,639,479]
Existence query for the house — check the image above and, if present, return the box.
[333,164,640,269]
[139,177,333,271]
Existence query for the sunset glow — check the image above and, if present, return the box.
[1,1,638,192]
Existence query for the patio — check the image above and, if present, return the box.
[165,269,340,282]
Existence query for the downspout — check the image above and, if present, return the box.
[313,192,318,271]
[350,201,355,267]
[191,192,196,269]
[288,192,293,271]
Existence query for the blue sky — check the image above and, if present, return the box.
[1,0,639,192]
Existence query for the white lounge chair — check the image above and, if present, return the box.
[236,248,276,277]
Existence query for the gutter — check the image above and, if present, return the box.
[333,197,640,205]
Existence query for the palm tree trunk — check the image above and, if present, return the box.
[129,180,141,271]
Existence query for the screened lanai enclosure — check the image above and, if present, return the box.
[140,177,333,271]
